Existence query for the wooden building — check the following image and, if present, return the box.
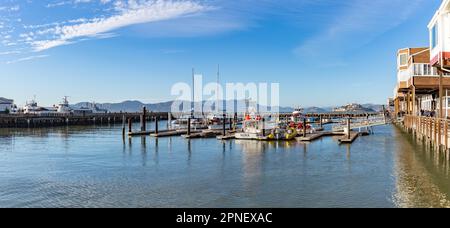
[393,47,450,118]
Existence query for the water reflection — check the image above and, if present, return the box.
[140,137,147,167]
[236,140,267,193]
[3,123,450,207]
[393,127,450,208]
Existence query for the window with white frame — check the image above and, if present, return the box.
[398,54,407,67]
[431,24,438,50]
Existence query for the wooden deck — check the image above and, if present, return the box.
[338,132,360,143]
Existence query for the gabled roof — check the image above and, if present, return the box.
[397,47,430,64]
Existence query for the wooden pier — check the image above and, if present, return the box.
[0,112,169,128]
[402,115,450,153]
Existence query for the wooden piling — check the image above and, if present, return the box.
[445,120,448,151]
[303,118,307,137]
[128,118,132,134]
[155,116,159,134]
[347,117,351,140]
[141,107,147,132]
[122,115,126,137]
[187,117,191,136]
[262,118,266,137]
[438,119,442,146]
[222,114,226,136]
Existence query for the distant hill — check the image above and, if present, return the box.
[73,101,383,113]
[304,107,329,113]
[73,101,175,113]
[361,103,385,112]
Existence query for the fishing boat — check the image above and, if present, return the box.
[235,113,276,140]
[235,119,264,140]
[235,114,272,140]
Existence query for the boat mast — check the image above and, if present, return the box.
[191,68,195,118]
[217,64,220,115]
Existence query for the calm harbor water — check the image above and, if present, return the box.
[1,121,450,208]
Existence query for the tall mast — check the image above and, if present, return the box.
[217,64,220,114]
[192,68,195,118]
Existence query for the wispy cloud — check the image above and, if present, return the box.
[30,0,208,51]
[5,55,49,64]
[0,51,20,56]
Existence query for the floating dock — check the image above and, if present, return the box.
[295,130,369,144]
[150,130,187,138]
[297,132,331,141]
[338,132,360,143]
[217,134,236,140]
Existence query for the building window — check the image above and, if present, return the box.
[431,24,438,49]
[398,54,407,67]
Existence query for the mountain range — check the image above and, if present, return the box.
[72,101,383,113]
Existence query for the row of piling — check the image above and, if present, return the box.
[402,115,450,154]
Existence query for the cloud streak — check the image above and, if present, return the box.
[31,0,208,51]
[5,55,49,64]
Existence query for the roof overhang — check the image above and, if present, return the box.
[429,0,450,28]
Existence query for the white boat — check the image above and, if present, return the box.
[235,118,275,140]
[23,99,56,115]
[291,106,304,122]
[57,96,71,113]
[206,114,232,130]
[171,115,207,130]
[293,107,304,117]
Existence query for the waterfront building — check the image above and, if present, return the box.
[393,47,450,117]
[429,0,450,69]
[0,97,14,113]
[422,0,450,118]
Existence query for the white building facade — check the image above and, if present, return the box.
[0,97,14,113]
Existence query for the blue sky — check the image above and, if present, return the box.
[0,0,442,107]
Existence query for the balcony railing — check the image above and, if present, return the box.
[397,63,450,83]
[410,63,439,76]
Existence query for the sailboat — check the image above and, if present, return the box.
[171,68,207,130]
[207,65,232,130]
